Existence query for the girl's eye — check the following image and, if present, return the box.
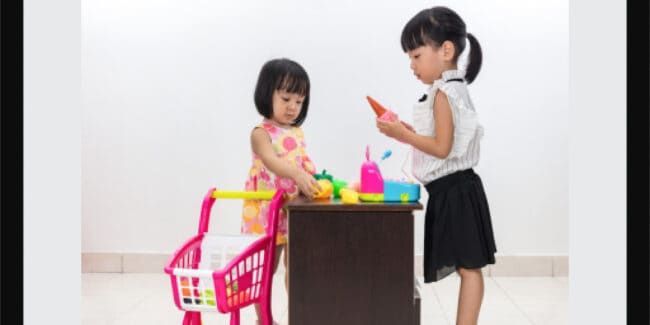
[296,101,303,105]
[414,55,420,59]
[282,97,290,102]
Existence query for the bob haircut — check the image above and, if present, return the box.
[253,58,310,126]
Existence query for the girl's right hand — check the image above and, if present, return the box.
[294,169,321,199]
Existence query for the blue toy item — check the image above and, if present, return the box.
[383,180,420,202]
[380,150,392,161]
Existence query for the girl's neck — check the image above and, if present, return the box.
[439,65,458,76]
[431,66,460,83]
[264,118,293,130]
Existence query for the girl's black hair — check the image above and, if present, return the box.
[253,58,310,126]
[400,6,482,84]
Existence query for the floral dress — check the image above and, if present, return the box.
[241,121,316,245]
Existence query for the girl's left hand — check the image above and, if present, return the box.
[376,117,411,142]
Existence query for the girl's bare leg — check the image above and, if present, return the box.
[455,267,484,325]
[254,244,285,325]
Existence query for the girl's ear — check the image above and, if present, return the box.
[441,40,456,61]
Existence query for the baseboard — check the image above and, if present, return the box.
[82,252,568,276]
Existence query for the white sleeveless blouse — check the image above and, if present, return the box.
[411,69,484,184]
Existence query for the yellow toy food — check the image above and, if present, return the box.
[339,188,360,204]
[313,179,333,198]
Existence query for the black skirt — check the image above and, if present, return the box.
[423,168,497,283]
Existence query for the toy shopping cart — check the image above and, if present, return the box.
[164,188,287,325]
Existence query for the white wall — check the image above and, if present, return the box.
[82,0,568,255]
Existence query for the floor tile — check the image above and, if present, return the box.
[81,273,567,325]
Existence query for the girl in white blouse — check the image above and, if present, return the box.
[376,6,497,325]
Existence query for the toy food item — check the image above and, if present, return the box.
[313,179,333,198]
[226,278,238,296]
[332,179,348,198]
[367,96,413,143]
[314,169,334,182]
[367,96,398,121]
[346,180,361,192]
[366,96,388,117]
[339,188,360,204]
[379,110,398,121]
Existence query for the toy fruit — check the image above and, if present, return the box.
[313,169,334,182]
[226,279,238,296]
[313,179,333,198]
[346,180,361,192]
[332,179,348,198]
[339,188,360,204]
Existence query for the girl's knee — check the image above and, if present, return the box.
[457,267,482,278]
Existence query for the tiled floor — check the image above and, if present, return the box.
[82,263,567,325]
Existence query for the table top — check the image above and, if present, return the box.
[285,195,423,212]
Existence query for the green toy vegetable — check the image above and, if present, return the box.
[314,169,334,183]
[332,179,348,198]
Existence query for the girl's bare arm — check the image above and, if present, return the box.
[377,90,453,159]
[251,128,320,196]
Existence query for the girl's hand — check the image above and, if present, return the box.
[376,118,412,143]
[293,169,321,199]
[400,121,415,133]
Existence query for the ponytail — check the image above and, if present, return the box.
[464,33,482,84]
[401,7,482,84]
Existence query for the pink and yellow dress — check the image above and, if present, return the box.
[241,121,316,245]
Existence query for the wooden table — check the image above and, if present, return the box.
[286,197,423,325]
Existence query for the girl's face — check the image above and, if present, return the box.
[271,89,305,127]
[407,43,454,85]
